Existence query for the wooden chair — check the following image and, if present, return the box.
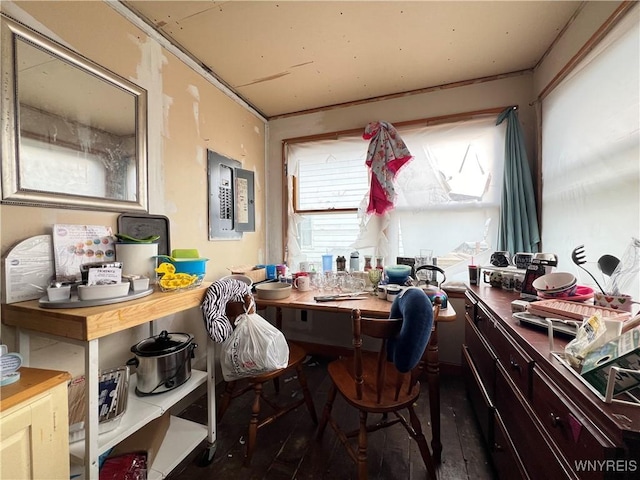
[217,294,318,464]
[317,292,440,480]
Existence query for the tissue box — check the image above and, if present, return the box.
[581,327,640,396]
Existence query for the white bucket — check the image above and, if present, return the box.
[115,243,158,284]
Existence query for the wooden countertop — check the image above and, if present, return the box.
[1,282,454,345]
[1,284,210,341]
[255,288,457,321]
[0,367,71,413]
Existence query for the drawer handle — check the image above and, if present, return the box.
[550,413,562,428]
[509,355,521,374]
[493,442,504,452]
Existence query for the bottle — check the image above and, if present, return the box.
[349,251,359,272]
[336,255,346,271]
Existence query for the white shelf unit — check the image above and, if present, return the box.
[69,371,207,470]
[3,286,214,480]
[148,416,207,479]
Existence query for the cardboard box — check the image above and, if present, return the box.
[230,265,266,283]
[581,327,640,396]
[109,411,171,467]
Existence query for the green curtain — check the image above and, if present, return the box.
[496,107,540,253]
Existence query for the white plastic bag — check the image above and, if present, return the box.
[565,314,607,368]
[220,309,289,381]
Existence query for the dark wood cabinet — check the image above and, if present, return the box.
[463,285,640,479]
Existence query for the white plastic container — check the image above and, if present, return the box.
[115,243,158,284]
[77,282,130,301]
[47,285,71,301]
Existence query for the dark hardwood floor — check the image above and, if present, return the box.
[167,355,496,480]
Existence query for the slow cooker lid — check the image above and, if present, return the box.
[132,330,193,356]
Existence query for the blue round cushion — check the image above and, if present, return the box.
[387,287,434,373]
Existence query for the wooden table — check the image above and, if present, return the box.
[255,289,456,463]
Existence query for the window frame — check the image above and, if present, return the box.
[282,106,512,265]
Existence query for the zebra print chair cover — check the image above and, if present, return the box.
[201,278,252,342]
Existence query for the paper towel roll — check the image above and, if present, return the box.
[115,243,158,283]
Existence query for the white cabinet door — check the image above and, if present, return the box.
[1,383,69,480]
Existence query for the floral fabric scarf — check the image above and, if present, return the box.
[363,121,412,214]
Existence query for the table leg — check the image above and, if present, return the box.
[426,323,442,463]
[85,339,100,479]
[275,307,283,392]
[197,339,218,466]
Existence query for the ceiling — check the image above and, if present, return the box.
[121,1,582,119]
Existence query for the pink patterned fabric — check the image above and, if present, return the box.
[363,121,413,215]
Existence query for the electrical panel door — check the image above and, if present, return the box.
[207,150,255,240]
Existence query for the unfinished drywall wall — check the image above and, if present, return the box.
[0,0,265,373]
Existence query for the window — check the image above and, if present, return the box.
[285,114,507,279]
[541,6,639,299]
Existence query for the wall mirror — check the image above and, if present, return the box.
[1,15,148,211]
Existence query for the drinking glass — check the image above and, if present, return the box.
[415,249,433,282]
[368,269,382,294]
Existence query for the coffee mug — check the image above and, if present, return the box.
[294,275,311,291]
[513,252,534,270]
[533,253,558,265]
[483,269,503,287]
[501,272,514,291]
[386,285,401,302]
[490,251,511,267]
[514,273,525,292]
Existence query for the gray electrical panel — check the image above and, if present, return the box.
[207,150,255,240]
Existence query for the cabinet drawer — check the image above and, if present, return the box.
[464,292,477,322]
[487,322,533,399]
[492,410,528,480]
[465,316,496,399]
[478,304,533,399]
[495,364,576,479]
[462,345,494,442]
[532,368,621,479]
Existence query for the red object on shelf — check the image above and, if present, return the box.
[99,452,147,480]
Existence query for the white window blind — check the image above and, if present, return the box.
[541,6,640,299]
[286,116,506,278]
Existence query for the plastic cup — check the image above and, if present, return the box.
[265,264,277,279]
[322,254,333,272]
[468,265,479,285]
